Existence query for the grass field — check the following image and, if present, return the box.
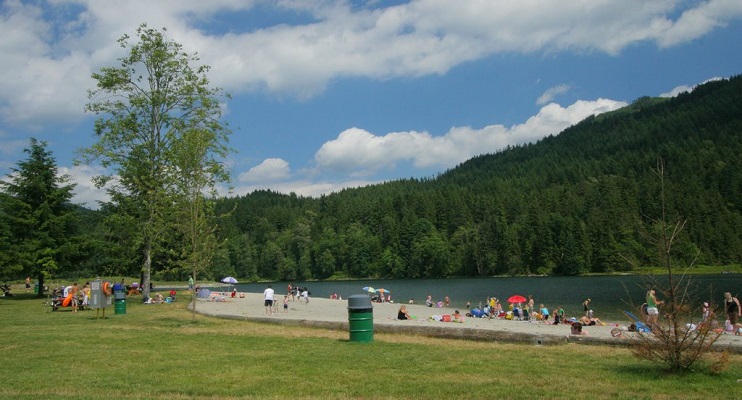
[2,291,741,399]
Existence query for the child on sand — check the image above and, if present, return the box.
[398,305,412,320]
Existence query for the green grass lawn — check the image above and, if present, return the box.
[2,292,740,399]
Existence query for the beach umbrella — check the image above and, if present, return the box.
[361,286,376,293]
[221,276,238,293]
[377,288,390,294]
[507,295,527,304]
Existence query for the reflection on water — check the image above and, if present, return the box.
[228,274,741,322]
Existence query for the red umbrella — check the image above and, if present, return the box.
[507,295,527,304]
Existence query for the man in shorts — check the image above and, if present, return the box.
[263,285,274,315]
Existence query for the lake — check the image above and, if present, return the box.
[226,274,741,322]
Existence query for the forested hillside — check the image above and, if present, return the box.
[213,75,742,281]
[3,76,740,283]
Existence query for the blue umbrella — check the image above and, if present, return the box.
[362,286,376,293]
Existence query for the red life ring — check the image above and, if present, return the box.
[102,281,112,296]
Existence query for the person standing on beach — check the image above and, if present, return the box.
[528,295,535,317]
[582,298,591,317]
[555,305,564,324]
[646,289,662,325]
[724,292,741,326]
[539,304,549,323]
[263,285,274,315]
[302,288,309,303]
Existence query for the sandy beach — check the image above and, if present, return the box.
[190,290,742,352]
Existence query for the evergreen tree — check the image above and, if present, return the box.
[0,139,76,295]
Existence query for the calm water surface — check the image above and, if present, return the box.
[227,274,741,322]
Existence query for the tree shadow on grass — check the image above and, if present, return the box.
[612,360,725,378]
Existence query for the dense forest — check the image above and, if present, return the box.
[2,75,741,284]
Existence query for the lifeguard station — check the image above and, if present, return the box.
[89,280,113,319]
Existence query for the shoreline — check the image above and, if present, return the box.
[190,291,742,353]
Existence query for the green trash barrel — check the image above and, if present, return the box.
[114,291,126,315]
[348,294,373,343]
[114,299,126,314]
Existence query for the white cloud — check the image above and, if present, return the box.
[238,157,291,183]
[537,84,570,105]
[657,0,742,48]
[0,1,95,127]
[659,84,693,98]
[59,165,109,208]
[1,1,739,125]
[659,77,724,98]
[231,178,378,198]
[312,98,627,176]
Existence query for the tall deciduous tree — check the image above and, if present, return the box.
[0,138,76,295]
[80,24,231,299]
[171,126,232,317]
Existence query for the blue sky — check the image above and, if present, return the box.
[1,0,741,207]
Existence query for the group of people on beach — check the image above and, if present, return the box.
[286,283,310,303]
[242,283,742,339]
[464,294,596,327]
[396,292,594,328]
[261,283,313,316]
[700,291,742,334]
[423,294,450,308]
[648,289,742,335]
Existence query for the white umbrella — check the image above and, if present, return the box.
[221,276,238,293]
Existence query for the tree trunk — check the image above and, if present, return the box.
[191,269,197,318]
[36,272,45,297]
[142,245,152,299]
